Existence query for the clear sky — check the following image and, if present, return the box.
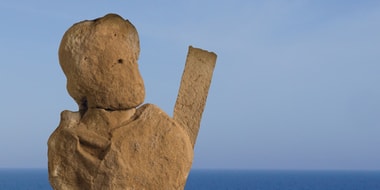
[0,0,379,170]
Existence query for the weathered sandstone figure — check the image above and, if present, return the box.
[48,14,216,190]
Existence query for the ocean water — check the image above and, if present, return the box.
[186,170,380,190]
[0,169,51,190]
[0,169,379,190]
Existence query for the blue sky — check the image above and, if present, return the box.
[0,0,379,170]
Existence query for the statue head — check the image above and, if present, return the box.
[59,14,145,111]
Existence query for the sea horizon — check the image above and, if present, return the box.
[1,168,379,190]
[2,167,380,171]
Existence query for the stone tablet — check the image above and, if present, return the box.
[174,46,217,147]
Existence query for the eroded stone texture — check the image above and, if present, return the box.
[48,104,193,189]
[48,13,216,190]
[174,46,217,147]
[59,14,145,111]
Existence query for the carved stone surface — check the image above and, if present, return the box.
[59,14,145,111]
[48,13,217,190]
[48,105,193,189]
[174,46,217,147]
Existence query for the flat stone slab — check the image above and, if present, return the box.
[174,46,217,147]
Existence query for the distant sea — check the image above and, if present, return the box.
[0,169,379,190]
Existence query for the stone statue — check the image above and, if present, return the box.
[48,14,217,190]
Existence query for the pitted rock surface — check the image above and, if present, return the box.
[48,104,193,189]
[48,13,216,190]
[59,14,145,111]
